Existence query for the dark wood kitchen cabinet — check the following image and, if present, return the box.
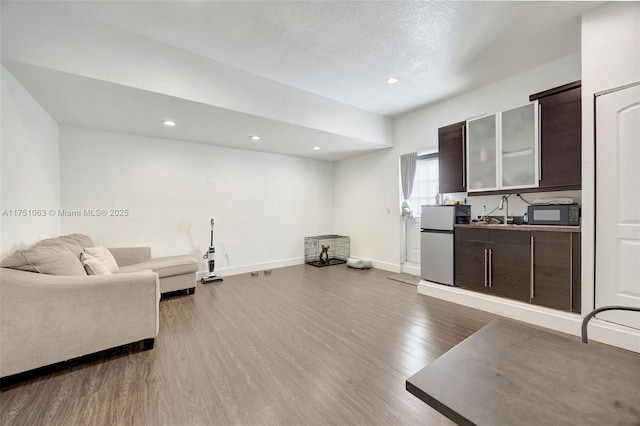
[531,231,572,311]
[455,226,581,313]
[441,80,581,196]
[455,228,529,302]
[490,231,531,303]
[438,121,466,193]
[530,81,582,190]
[530,230,581,313]
[455,228,489,293]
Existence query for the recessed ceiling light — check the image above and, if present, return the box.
[162,120,176,127]
[312,146,321,151]
[386,77,399,85]
[250,135,261,141]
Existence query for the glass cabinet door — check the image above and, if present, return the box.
[500,102,538,189]
[467,114,498,191]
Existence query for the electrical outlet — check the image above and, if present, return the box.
[386,207,391,214]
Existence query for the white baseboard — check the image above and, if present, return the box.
[349,255,400,273]
[401,262,420,277]
[197,256,403,278]
[197,257,305,279]
[418,281,640,353]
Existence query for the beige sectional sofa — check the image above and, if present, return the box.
[0,267,160,379]
[108,247,200,294]
[0,233,200,380]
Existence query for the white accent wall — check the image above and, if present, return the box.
[1,66,60,257]
[334,54,581,270]
[59,126,334,275]
[581,2,640,315]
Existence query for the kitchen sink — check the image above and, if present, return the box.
[471,216,525,226]
[469,221,526,227]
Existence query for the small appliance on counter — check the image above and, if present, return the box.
[527,204,580,226]
[420,205,471,286]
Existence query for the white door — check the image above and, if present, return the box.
[406,217,421,263]
[595,83,640,329]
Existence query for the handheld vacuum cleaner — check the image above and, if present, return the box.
[201,218,223,284]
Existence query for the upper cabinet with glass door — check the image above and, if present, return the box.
[500,101,539,190]
[466,102,539,193]
[467,114,498,192]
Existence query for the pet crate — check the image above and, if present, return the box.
[304,235,350,267]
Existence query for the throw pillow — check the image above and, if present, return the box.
[84,245,119,273]
[80,252,112,276]
[0,244,87,276]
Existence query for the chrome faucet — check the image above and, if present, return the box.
[500,195,510,224]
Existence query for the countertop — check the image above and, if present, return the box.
[455,223,581,232]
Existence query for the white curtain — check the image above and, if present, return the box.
[400,152,417,217]
[400,152,417,264]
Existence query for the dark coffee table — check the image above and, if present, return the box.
[406,318,640,426]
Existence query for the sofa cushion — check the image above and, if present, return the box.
[118,255,199,278]
[58,234,94,253]
[80,252,112,276]
[62,233,94,248]
[84,245,119,273]
[0,244,86,276]
[35,234,94,258]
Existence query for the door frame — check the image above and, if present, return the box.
[594,81,640,328]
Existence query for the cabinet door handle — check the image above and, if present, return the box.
[484,248,488,287]
[462,124,466,188]
[530,235,535,300]
[538,103,542,183]
[488,248,493,288]
[569,234,573,311]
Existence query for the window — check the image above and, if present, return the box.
[410,153,439,215]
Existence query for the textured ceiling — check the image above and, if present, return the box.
[47,1,598,117]
[1,1,600,162]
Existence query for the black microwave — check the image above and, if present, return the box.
[527,204,580,226]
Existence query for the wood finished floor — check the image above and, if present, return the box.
[0,265,498,425]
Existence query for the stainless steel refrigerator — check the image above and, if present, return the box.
[420,205,471,285]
